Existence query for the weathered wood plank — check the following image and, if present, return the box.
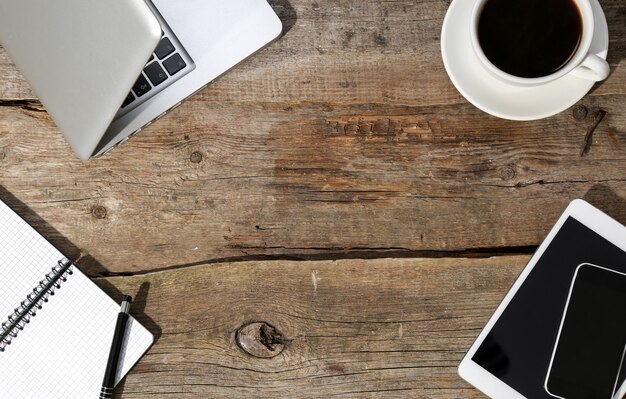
[0,0,625,274]
[96,256,529,398]
[1,0,624,103]
[1,98,625,274]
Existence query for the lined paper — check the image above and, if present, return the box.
[0,201,153,397]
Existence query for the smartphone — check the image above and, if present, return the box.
[545,263,626,398]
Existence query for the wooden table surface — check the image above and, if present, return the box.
[1,0,625,397]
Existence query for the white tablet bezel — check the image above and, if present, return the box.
[458,199,626,399]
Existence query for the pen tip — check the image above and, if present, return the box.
[123,295,132,303]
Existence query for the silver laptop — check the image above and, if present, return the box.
[0,0,282,160]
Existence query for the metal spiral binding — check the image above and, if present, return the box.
[0,258,73,352]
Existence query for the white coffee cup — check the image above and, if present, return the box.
[470,0,610,87]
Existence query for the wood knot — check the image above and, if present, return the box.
[236,322,285,358]
[0,150,6,161]
[190,151,203,164]
[91,205,107,220]
[572,105,588,121]
[500,166,516,181]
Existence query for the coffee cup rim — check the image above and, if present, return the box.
[469,0,595,86]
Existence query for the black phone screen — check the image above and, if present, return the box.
[471,217,626,397]
[546,264,626,398]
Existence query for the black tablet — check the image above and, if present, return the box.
[459,199,626,398]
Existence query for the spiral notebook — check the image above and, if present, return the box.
[0,199,154,398]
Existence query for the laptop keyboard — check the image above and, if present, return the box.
[118,34,192,113]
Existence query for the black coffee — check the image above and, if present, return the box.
[478,0,583,78]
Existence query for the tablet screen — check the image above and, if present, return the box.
[472,217,626,397]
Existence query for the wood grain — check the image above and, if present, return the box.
[1,0,625,103]
[0,0,625,273]
[2,96,626,274]
[1,1,625,397]
[96,256,529,398]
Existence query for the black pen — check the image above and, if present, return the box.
[100,295,132,399]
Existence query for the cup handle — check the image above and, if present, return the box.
[571,54,610,81]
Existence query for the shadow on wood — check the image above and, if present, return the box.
[267,0,297,35]
[583,184,626,225]
[97,280,163,399]
[0,184,110,275]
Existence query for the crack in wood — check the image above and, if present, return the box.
[91,246,536,278]
[0,99,44,113]
[581,109,608,157]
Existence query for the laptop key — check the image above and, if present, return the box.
[144,62,168,86]
[154,37,175,60]
[122,92,135,108]
[163,54,187,76]
[132,74,152,97]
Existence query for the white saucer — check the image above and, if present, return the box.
[441,0,609,121]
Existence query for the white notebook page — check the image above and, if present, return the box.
[0,200,154,397]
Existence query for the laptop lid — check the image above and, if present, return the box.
[0,0,161,160]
